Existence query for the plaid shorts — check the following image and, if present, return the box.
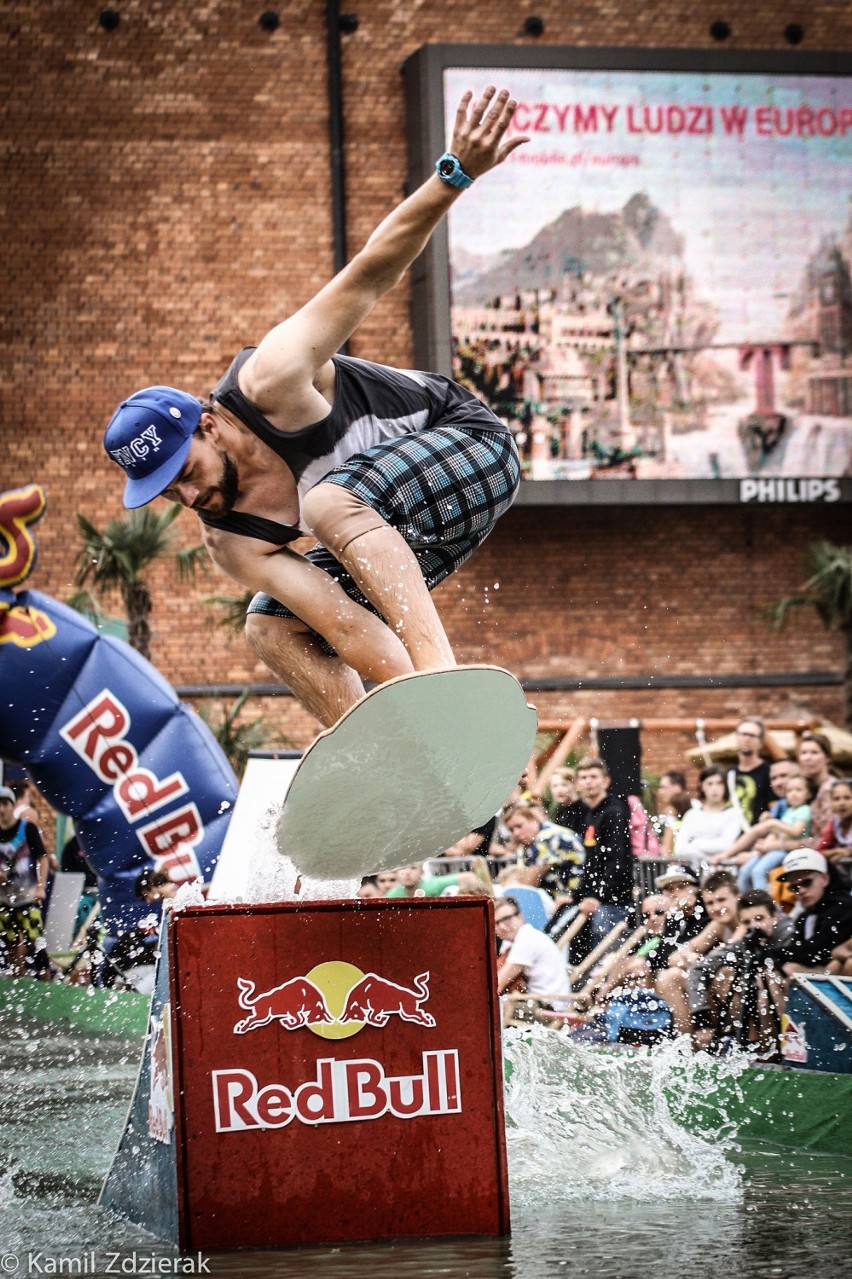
[248,425,519,628]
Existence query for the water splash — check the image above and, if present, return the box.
[170,878,207,911]
[504,1027,746,1205]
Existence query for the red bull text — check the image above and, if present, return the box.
[213,1051,461,1131]
[60,689,202,879]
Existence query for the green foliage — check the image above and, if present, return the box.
[768,540,852,730]
[768,541,852,633]
[75,505,181,592]
[198,690,289,778]
[65,587,107,627]
[204,589,256,635]
[70,505,207,658]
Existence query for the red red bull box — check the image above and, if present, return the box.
[101,898,510,1250]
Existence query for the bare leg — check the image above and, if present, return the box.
[246,613,406,728]
[654,967,692,1035]
[333,525,456,669]
[300,485,456,670]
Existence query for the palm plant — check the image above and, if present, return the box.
[204,588,256,635]
[769,540,852,729]
[71,505,207,659]
[198,689,287,778]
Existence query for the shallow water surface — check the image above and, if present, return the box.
[1,1016,850,1279]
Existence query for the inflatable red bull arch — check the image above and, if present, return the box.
[0,484,237,935]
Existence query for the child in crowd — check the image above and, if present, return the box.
[736,772,813,891]
[817,777,852,862]
[545,768,577,819]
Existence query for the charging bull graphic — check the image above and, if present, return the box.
[0,485,238,936]
[340,972,436,1027]
[233,968,437,1035]
[234,976,335,1034]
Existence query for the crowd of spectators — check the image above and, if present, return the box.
[4,713,852,1054]
[358,715,852,1059]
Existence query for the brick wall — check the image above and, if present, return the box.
[2,1,849,792]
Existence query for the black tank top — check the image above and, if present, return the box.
[198,348,505,544]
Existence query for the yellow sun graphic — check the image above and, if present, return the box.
[305,960,366,1039]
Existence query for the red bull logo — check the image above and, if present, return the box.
[0,601,57,649]
[235,976,334,1033]
[232,962,435,1037]
[0,484,46,589]
[340,972,435,1028]
[213,1050,461,1131]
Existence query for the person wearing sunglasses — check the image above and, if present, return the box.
[494,903,570,1000]
[764,849,852,979]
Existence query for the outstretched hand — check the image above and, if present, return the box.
[449,86,528,179]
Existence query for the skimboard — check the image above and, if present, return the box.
[276,665,537,880]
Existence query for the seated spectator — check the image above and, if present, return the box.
[449,874,495,899]
[503,804,584,900]
[736,772,814,889]
[716,771,814,886]
[796,731,836,845]
[494,900,570,999]
[714,755,795,866]
[555,756,634,947]
[0,784,50,978]
[653,869,740,1034]
[356,879,383,899]
[738,829,791,898]
[675,766,743,862]
[764,756,797,803]
[383,861,489,899]
[648,865,710,974]
[654,770,694,856]
[689,889,794,1052]
[589,893,669,1002]
[439,818,498,861]
[765,849,852,978]
[816,777,852,863]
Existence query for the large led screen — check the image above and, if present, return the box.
[404,47,852,505]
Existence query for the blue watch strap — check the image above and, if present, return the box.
[435,152,474,190]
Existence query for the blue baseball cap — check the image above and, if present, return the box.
[104,386,203,508]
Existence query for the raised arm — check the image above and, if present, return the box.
[240,87,528,416]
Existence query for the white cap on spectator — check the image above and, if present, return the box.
[655,864,700,889]
[0,786,16,804]
[779,849,828,880]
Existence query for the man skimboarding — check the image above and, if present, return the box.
[105,88,529,728]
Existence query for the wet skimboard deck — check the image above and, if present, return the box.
[276,665,537,880]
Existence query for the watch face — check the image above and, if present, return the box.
[439,159,455,177]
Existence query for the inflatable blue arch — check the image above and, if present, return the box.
[0,484,238,936]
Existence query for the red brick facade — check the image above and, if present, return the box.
[3,2,849,787]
